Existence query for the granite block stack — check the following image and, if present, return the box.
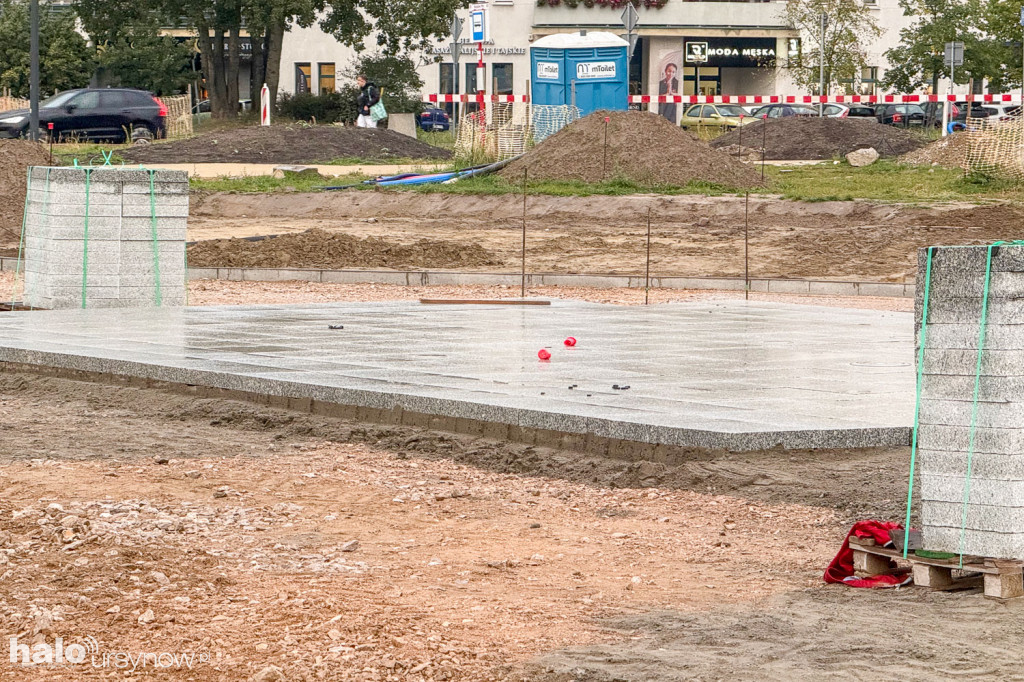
[22,166,187,309]
[916,245,1024,559]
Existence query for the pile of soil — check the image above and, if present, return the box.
[122,125,452,164]
[187,228,500,269]
[0,140,51,237]
[710,117,928,160]
[501,111,763,189]
[898,133,969,169]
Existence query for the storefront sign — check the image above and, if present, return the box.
[430,42,526,56]
[575,61,616,79]
[683,38,776,68]
[536,62,560,80]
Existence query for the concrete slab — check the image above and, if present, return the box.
[0,300,914,451]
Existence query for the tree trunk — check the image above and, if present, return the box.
[227,24,240,115]
[210,27,229,118]
[265,18,285,111]
[250,30,267,107]
[196,20,217,110]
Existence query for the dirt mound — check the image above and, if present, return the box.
[0,140,52,239]
[710,117,927,160]
[898,133,969,169]
[187,228,500,269]
[501,111,763,189]
[122,125,452,164]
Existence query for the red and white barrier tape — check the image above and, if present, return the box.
[424,94,530,103]
[629,93,1021,105]
[423,93,1020,105]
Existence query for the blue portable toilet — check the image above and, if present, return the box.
[530,31,628,117]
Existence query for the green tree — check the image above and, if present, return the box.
[983,0,1024,92]
[338,53,425,117]
[782,0,882,94]
[76,0,195,95]
[94,26,196,95]
[0,0,94,98]
[881,0,1012,93]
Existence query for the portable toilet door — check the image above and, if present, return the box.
[564,38,628,116]
[531,47,565,107]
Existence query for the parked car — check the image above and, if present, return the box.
[679,104,755,129]
[875,103,926,127]
[749,104,818,119]
[419,107,450,131]
[985,103,1021,121]
[0,88,166,141]
[821,103,876,118]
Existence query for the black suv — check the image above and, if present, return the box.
[0,88,167,141]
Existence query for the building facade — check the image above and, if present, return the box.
[278,1,922,109]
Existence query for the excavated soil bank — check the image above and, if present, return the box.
[898,133,969,169]
[121,125,452,164]
[711,117,928,160]
[187,227,499,269]
[0,139,52,236]
[502,111,763,189]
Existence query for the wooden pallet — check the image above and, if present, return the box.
[850,536,1024,600]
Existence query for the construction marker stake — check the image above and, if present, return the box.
[537,349,551,361]
[564,337,576,347]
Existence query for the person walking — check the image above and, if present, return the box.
[356,75,380,128]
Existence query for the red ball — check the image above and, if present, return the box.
[537,349,551,360]
[564,337,577,347]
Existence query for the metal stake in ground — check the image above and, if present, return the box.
[760,114,767,182]
[602,116,610,180]
[645,207,652,305]
[521,168,528,298]
[737,116,744,161]
[744,192,750,301]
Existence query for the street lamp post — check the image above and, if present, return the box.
[29,0,39,141]
[819,12,828,117]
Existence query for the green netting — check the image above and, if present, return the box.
[81,168,92,309]
[148,170,163,306]
[908,241,1024,567]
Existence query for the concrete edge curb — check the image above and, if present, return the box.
[0,258,916,298]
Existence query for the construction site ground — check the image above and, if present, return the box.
[178,192,1024,282]
[2,359,1022,681]
[4,180,1024,680]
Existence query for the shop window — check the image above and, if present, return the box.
[295,63,311,94]
[465,63,480,113]
[492,63,513,95]
[318,63,335,93]
[858,66,878,96]
[439,63,455,116]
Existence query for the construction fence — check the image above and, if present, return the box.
[0,96,28,113]
[453,102,579,161]
[964,114,1024,180]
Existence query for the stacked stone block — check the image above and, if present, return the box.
[916,245,1024,559]
[22,167,187,309]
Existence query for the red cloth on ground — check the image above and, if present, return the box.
[824,520,910,588]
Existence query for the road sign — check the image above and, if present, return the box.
[1020,6,1024,26]
[944,41,964,67]
[450,15,463,41]
[450,42,461,66]
[470,4,488,42]
[622,33,639,60]
[620,4,639,32]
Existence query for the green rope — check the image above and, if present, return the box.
[81,168,92,309]
[903,246,934,558]
[11,167,32,308]
[148,170,163,306]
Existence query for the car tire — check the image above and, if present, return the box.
[130,124,155,144]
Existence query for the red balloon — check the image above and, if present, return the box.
[564,337,577,347]
[537,349,551,360]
